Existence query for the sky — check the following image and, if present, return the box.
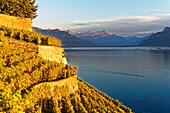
[33,0,170,37]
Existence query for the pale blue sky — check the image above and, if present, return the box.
[33,0,170,36]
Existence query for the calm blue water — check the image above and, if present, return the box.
[65,47,170,113]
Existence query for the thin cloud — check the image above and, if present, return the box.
[71,15,161,26]
[70,14,170,36]
[155,13,170,17]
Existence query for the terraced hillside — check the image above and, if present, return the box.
[0,27,133,113]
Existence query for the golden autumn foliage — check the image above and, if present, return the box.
[0,44,77,112]
[0,27,133,113]
[0,26,62,47]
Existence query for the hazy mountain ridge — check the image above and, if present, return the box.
[35,27,147,47]
[33,27,95,47]
[68,30,111,38]
[125,36,141,43]
[126,35,151,45]
[68,30,147,46]
[139,27,170,47]
[33,27,170,47]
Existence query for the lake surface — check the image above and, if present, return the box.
[65,47,170,113]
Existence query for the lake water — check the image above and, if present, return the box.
[65,47,170,113]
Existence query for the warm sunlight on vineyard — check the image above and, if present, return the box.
[0,26,62,47]
[0,26,132,113]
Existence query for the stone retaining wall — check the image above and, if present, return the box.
[38,45,67,64]
[26,75,78,101]
[0,14,32,31]
[34,75,78,95]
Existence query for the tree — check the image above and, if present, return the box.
[0,0,38,20]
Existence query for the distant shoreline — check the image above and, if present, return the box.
[64,46,170,51]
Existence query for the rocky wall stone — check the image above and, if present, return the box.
[38,45,67,64]
[0,14,32,31]
[27,75,78,101]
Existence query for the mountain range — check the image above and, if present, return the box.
[34,27,170,47]
[33,27,94,47]
[68,30,134,46]
[139,27,170,47]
